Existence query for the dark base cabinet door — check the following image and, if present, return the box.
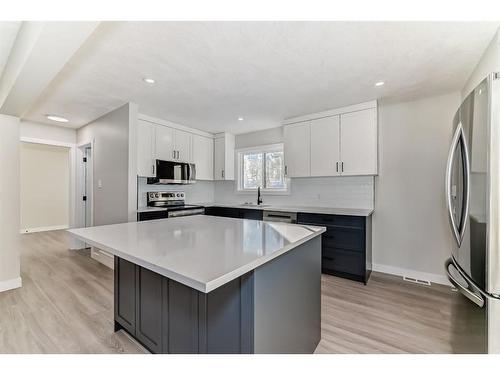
[136,267,163,353]
[114,258,136,333]
[297,213,372,284]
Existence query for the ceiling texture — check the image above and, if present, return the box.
[18,21,500,133]
[0,22,21,80]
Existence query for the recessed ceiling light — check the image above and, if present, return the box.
[143,77,155,84]
[238,117,244,121]
[46,115,69,123]
[375,81,385,87]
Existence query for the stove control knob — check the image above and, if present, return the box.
[155,193,160,198]
[176,193,180,197]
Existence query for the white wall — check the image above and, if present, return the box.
[462,29,500,98]
[0,114,21,292]
[372,92,461,284]
[77,103,137,226]
[20,120,76,144]
[20,142,70,232]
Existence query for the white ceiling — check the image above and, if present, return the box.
[0,22,21,79]
[24,21,499,133]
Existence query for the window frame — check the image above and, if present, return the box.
[236,143,290,195]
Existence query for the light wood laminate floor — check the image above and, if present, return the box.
[0,230,483,354]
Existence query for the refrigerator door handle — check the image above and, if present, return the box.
[445,258,484,308]
[445,122,469,246]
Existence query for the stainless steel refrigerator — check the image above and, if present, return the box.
[445,72,500,354]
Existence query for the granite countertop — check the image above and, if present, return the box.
[68,215,325,293]
[137,203,373,216]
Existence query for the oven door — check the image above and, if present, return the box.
[153,159,196,184]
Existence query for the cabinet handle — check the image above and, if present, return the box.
[336,162,338,173]
[177,150,180,159]
[172,150,175,159]
[222,170,225,179]
[152,164,155,175]
[341,161,344,172]
[285,165,288,176]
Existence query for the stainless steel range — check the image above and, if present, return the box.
[137,191,204,221]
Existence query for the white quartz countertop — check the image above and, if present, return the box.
[137,203,373,216]
[68,215,325,293]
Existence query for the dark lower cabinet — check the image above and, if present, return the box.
[297,212,372,284]
[204,206,263,221]
[114,257,136,333]
[136,267,163,353]
[137,210,168,221]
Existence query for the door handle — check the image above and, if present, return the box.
[445,258,484,307]
[445,122,470,246]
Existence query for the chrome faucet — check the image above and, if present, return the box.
[257,186,263,205]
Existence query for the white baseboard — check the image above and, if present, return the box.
[372,263,451,286]
[0,277,22,292]
[20,225,69,234]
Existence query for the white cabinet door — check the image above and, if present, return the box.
[155,125,175,161]
[340,108,377,175]
[192,134,214,180]
[284,122,311,177]
[214,136,225,180]
[174,129,192,162]
[310,115,340,176]
[137,120,155,177]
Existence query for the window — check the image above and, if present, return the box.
[237,144,288,193]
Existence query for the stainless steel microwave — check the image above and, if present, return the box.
[147,159,196,185]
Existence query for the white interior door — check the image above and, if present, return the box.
[340,109,377,175]
[84,147,92,227]
[284,122,311,177]
[310,115,340,176]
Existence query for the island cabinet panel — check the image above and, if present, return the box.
[114,258,137,334]
[297,212,372,284]
[165,280,200,354]
[136,267,163,353]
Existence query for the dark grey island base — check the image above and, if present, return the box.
[114,236,321,354]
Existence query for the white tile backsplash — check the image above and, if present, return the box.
[213,176,374,209]
[137,176,374,209]
[137,177,215,208]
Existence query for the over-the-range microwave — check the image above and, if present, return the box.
[147,159,196,185]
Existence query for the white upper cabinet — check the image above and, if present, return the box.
[284,122,311,177]
[137,115,213,179]
[283,101,378,177]
[174,129,192,162]
[155,125,175,161]
[214,133,235,180]
[193,134,214,180]
[137,120,155,177]
[340,108,377,175]
[310,115,340,176]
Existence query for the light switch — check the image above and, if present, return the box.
[98,179,103,188]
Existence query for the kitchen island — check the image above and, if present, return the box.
[68,215,325,354]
